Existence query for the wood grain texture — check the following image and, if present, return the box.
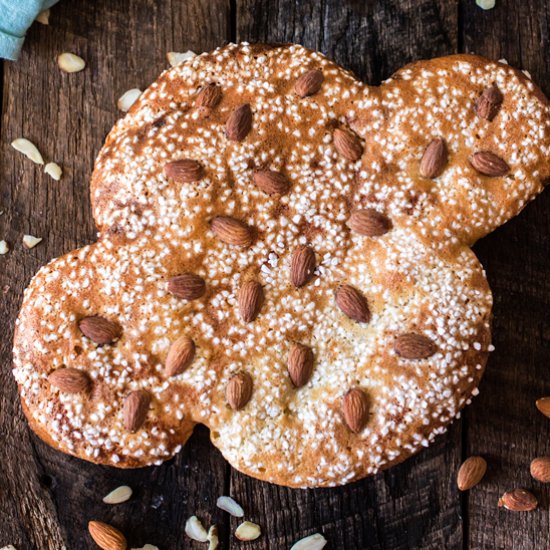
[0,0,549,549]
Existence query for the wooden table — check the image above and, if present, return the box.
[0,1,549,548]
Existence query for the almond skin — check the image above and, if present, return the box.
[342,388,369,433]
[530,457,550,483]
[498,488,538,511]
[226,372,253,410]
[194,83,222,109]
[394,332,437,359]
[79,316,122,345]
[419,137,448,178]
[457,456,487,491]
[211,216,253,247]
[291,245,316,288]
[335,284,370,323]
[288,342,314,388]
[253,169,290,195]
[346,209,392,237]
[475,84,503,121]
[238,280,263,322]
[165,336,195,377]
[535,396,550,418]
[167,273,205,300]
[88,520,127,550]
[123,389,151,432]
[294,69,324,97]
[469,151,510,176]
[164,159,204,183]
[226,104,252,141]
[333,128,363,161]
[48,367,90,393]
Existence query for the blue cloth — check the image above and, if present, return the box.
[0,0,58,60]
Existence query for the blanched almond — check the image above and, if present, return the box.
[216,496,244,517]
[117,89,142,112]
[44,162,62,180]
[22,235,42,249]
[11,138,44,164]
[185,516,208,542]
[235,521,261,541]
[103,485,133,504]
[207,525,219,550]
[166,50,196,67]
[58,52,86,73]
[290,533,328,550]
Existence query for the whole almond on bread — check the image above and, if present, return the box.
[342,388,369,433]
[165,336,196,377]
[238,281,263,322]
[294,69,324,97]
[253,169,290,195]
[333,128,363,161]
[226,104,252,141]
[211,216,253,247]
[226,372,253,410]
[164,159,204,183]
[79,316,122,345]
[346,209,391,237]
[335,284,370,323]
[48,367,90,393]
[195,83,222,109]
[291,245,316,287]
[419,137,448,178]
[288,342,314,387]
[469,151,510,176]
[394,332,437,359]
[123,390,151,432]
[475,84,503,121]
[167,273,205,300]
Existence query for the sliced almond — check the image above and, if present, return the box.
[238,280,263,323]
[79,315,122,345]
[0,546,18,550]
[103,485,133,505]
[48,367,90,394]
[165,336,195,377]
[346,209,391,237]
[253,169,290,195]
[22,235,42,249]
[226,104,253,142]
[117,88,142,112]
[457,456,487,490]
[226,372,253,411]
[291,245,316,288]
[476,0,496,10]
[195,83,222,109]
[123,390,151,432]
[164,159,204,183]
[290,533,328,550]
[498,488,537,511]
[342,388,369,433]
[88,521,127,550]
[235,521,261,541]
[394,332,437,359]
[294,69,324,97]
[167,50,196,67]
[469,151,510,176]
[167,273,205,301]
[288,343,314,388]
[44,162,62,181]
[530,457,550,483]
[335,284,370,323]
[333,128,363,162]
[131,545,159,550]
[185,516,208,542]
[0,241,9,255]
[419,137,448,178]
[207,525,219,550]
[11,138,44,164]
[475,84,503,120]
[57,52,86,73]
[211,216,253,247]
[36,9,50,24]
[535,396,550,418]
[216,496,245,517]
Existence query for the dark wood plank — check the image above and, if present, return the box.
[0,1,230,548]
[234,2,462,549]
[460,1,550,548]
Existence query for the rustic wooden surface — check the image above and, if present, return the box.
[0,1,548,548]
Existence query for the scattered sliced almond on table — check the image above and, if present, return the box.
[117,89,142,112]
[457,456,487,490]
[498,488,537,511]
[476,0,496,9]
[0,240,9,255]
[207,525,219,550]
[58,52,86,73]
[36,9,50,24]
[44,162,62,180]
[131,545,158,550]
[290,533,328,550]
[235,521,261,541]
[11,138,44,164]
[185,515,208,542]
[88,520,127,550]
[167,50,196,67]
[216,495,244,517]
[22,235,42,249]
[103,485,133,504]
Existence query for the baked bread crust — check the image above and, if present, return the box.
[12,43,549,487]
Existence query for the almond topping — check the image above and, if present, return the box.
[103,485,133,505]
[226,372,253,410]
[253,169,290,195]
[419,137,448,178]
[342,388,369,433]
[48,368,90,394]
[167,273,205,300]
[498,488,538,511]
[535,396,550,418]
[457,456,487,490]
[288,343,314,388]
[164,159,204,183]
[469,151,510,176]
[530,457,550,483]
[238,280,263,322]
[123,390,150,432]
[211,216,253,247]
[79,316,122,345]
[57,52,86,73]
[475,84,503,120]
[335,284,370,323]
[290,533,328,550]
[226,104,252,141]
[333,128,363,161]
[195,83,222,109]
[185,516,208,542]
[88,521,127,550]
[235,521,261,541]
[291,245,316,288]
[294,69,324,97]
[165,336,195,377]
[394,332,437,359]
[216,496,245,517]
[346,209,391,237]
